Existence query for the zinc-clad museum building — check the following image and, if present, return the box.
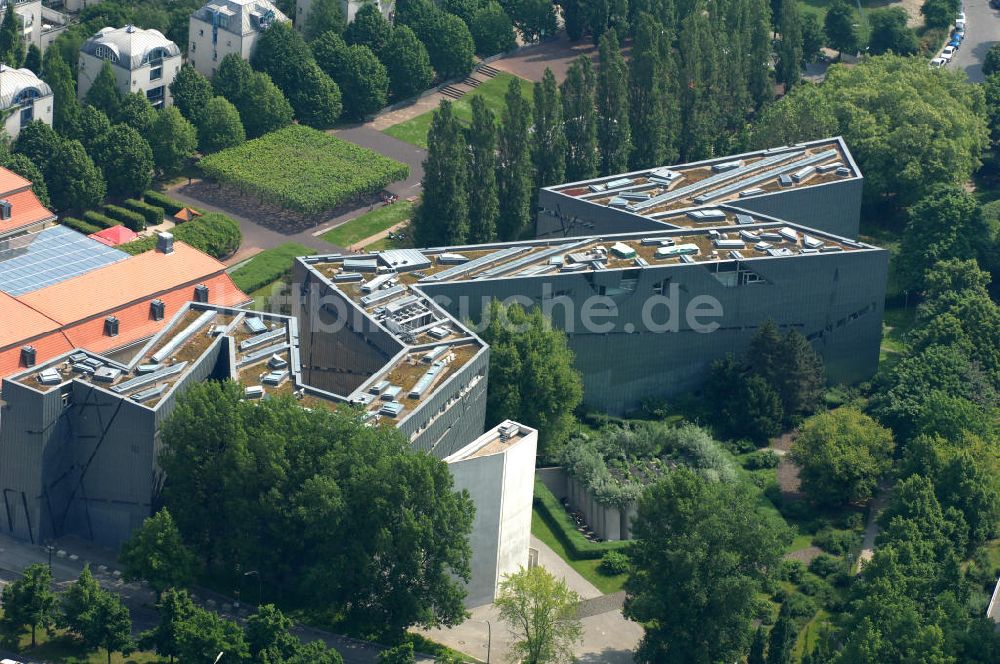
[1,137,886,603]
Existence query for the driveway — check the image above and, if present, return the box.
[948,0,998,82]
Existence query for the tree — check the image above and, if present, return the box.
[496,78,533,240]
[115,92,156,134]
[897,185,989,293]
[378,642,416,664]
[596,29,631,174]
[47,139,106,211]
[744,322,825,422]
[625,469,789,664]
[85,62,122,119]
[494,567,583,664]
[707,361,784,445]
[60,565,101,635]
[823,0,858,57]
[94,124,154,197]
[303,0,345,41]
[748,626,767,664]
[776,0,803,90]
[1,564,56,647]
[790,408,895,507]
[425,12,475,80]
[119,509,197,598]
[921,0,954,30]
[3,152,50,207]
[175,606,248,664]
[561,55,598,180]
[43,53,79,134]
[382,25,435,101]
[0,5,24,68]
[678,4,717,160]
[24,43,40,74]
[480,301,583,457]
[867,8,918,55]
[149,106,198,175]
[238,72,294,138]
[251,22,342,127]
[414,100,468,246]
[197,97,245,153]
[533,68,566,191]
[470,2,517,56]
[985,43,1000,77]
[170,65,214,125]
[139,588,196,664]
[318,41,389,120]
[937,445,1000,545]
[245,605,300,662]
[213,52,254,104]
[466,95,499,243]
[79,590,134,664]
[801,14,824,63]
[506,0,558,42]
[13,119,61,173]
[629,13,671,170]
[767,602,796,664]
[345,3,392,54]
[288,640,345,664]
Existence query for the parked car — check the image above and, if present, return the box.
[991,0,1000,9]
[941,45,957,61]
[952,30,964,41]
[949,37,961,49]
[956,18,966,30]
[957,11,966,21]
[931,57,947,68]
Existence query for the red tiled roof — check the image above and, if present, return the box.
[0,187,58,237]
[0,242,250,378]
[89,225,139,246]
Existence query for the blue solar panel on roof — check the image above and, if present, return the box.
[0,226,128,296]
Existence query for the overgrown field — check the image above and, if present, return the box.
[199,125,409,216]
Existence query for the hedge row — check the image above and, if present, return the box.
[61,217,102,235]
[230,243,315,294]
[124,198,165,228]
[116,211,241,260]
[82,210,117,230]
[533,479,631,560]
[142,190,187,216]
[103,204,146,232]
[118,235,157,255]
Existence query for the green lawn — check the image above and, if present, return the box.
[322,200,414,248]
[0,618,163,664]
[531,508,627,595]
[230,242,314,294]
[383,73,534,148]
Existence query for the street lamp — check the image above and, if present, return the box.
[471,619,492,664]
[244,570,262,606]
[213,652,224,664]
[44,544,54,572]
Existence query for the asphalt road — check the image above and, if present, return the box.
[949,0,998,82]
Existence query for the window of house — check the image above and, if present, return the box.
[19,106,32,127]
[150,65,162,80]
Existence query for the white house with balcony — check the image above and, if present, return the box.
[77,25,182,109]
[0,65,51,139]
[295,0,394,27]
[188,0,288,79]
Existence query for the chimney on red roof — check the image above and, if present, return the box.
[157,232,174,254]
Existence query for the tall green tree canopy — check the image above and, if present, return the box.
[93,124,154,197]
[119,508,197,597]
[469,1,517,56]
[197,97,246,153]
[495,567,583,663]
[115,92,156,133]
[625,469,789,664]
[139,588,196,663]
[596,29,631,174]
[47,138,106,211]
[867,7,918,55]
[532,68,567,191]
[561,55,598,181]
[85,61,123,119]
[382,24,435,101]
[466,95,499,243]
[480,300,584,457]
[0,563,57,648]
[345,3,392,54]
[824,0,859,56]
[496,77,534,240]
[169,64,214,125]
[149,106,198,175]
[414,100,469,246]
[303,0,346,41]
[0,6,24,68]
[159,381,475,640]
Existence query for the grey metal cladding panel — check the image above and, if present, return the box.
[736,179,862,239]
[535,190,667,239]
[406,350,489,458]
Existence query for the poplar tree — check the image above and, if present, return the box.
[414,100,469,246]
[532,68,566,191]
[776,0,803,90]
[560,56,598,181]
[43,53,80,134]
[678,5,717,160]
[748,0,774,108]
[496,79,533,240]
[466,95,499,243]
[596,29,631,175]
[629,14,669,169]
[0,7,24,68]
[85,62,122,120]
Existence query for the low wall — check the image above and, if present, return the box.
[535,467,636,541]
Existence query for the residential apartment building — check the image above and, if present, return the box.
[0,65,51,139]
[77,25,182,108]
[295,0,394,26]
[188,0,289,78]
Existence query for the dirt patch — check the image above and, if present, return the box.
[769,430,799,453]
[178,180,386,236]
[784,546,824,564]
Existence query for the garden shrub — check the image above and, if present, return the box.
[743,450,780,470]
[82,210,117,229]
[62,216,101,235]
[782,591,818,620]
[780,559,805,583]
[103,204,146,231]
[143,189,187,215]
[118,235,158,255]
[808,553,844,579]
[814,528,862,556]
[124,198,166,227]
[173,212,241,259]
[599,550,630,576]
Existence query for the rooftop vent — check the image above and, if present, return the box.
[157,232,174,254]
[150,299,165,321]
[104,316,119,337]
[193,284,209,303]
[20,345,36,367]
[0,199,12,220]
